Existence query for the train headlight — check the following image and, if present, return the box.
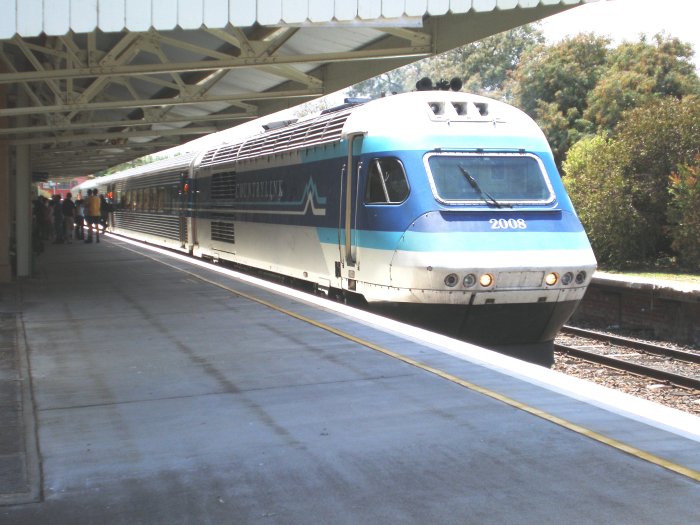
[545,272,558,286]
[463,274,477,288]
[479,273,494,287]
[575,271,587,285]
[444,273,459,287]
[561,272,574,286]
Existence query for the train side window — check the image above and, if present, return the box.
[167,184,177,210]
[150,187,158,212]
[143,188,151,211]
[365,158,409,204]
[156,186,166,212]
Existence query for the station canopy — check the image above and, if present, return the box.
[0,0,597,179]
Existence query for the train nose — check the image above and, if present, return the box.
[388,210,596,305]
[388,211,474,298]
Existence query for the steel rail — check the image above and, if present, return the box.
[554,343,700,391]
[561,325,700,364]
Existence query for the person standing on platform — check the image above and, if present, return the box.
[52,194,64,243]
[74,198,85,240]
[85,189,101,243]
[61,192,76,243]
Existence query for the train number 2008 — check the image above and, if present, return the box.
[489,218,527,229]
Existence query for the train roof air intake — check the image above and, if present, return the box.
[427,100,490,120]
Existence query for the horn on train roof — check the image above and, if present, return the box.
[416,77,463,92]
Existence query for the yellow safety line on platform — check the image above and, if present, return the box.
[124,240,700,484]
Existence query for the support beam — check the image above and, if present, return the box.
[0,46,432,84]
[14,87,31,277]
[0,111,256,136]
[0,65,11,281]
[10,125,219,146]
[0,87,323,117]
[15,143,31,277]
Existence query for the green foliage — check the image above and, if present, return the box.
[583,34,700,133]
[563,135,651,267]
[582,70,656,132]
[616,96,700,180]
[292,97,334,118]
[346,70,411,99]
[668,159,700,270]
[613,96,700,255]
[413,25,545,101]
[513,33,610,166]
[606,34,699,97]
[515,33,610,117]
[347,25,543,100]
[564,97,700,268]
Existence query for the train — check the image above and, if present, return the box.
[75,89,597,365]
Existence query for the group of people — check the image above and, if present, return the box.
[33,189,104,246]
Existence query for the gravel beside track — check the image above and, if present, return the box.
[554,328,700,416]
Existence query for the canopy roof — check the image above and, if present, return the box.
[0,0,599,178]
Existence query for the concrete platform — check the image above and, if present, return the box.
[1,236,699,524]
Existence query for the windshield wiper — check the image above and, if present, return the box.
[458,165,510,208]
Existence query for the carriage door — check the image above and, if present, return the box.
[178,171,189,248]
[339,132,365,290]
[105,183,116,231]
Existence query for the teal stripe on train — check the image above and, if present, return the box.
[317,228,591,252]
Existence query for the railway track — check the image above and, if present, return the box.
[555,326,700,391]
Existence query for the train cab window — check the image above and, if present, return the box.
[426,153,554,205]
[365,158,409,204]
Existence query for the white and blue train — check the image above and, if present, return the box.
[77,90,597,363]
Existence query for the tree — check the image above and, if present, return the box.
[512,33,611,167]
[347,25,544,100]
[563,135,650,267]
[613,96,700,256]
[346,69,415,99]
[668,158,700,270]
[564,96,700,267]
[584,34,700,133]
[413,25,544,101]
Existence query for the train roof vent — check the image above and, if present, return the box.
[198,108,353,167]
[428,101,445,115]
[200,149,217,165]
[474,102,489,116]
[208,143,242,166]
[427,99,491,121]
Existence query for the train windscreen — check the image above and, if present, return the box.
[425,153,554,206]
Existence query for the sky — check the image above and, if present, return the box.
[540,0,700,67]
